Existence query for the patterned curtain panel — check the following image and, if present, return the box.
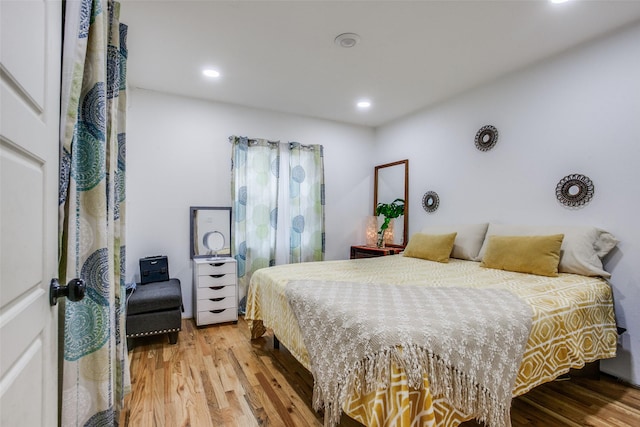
[58,1,130,425]
[289,142,325,262]
[230,136,280,312]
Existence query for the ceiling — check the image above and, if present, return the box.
[121,1,640,127]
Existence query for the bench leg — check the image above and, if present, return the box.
[168,331,179,345]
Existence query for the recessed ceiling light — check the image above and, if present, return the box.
[335,33,361,48]
[550,0,570,4]
[357,100,371,109]
[202,69,221,78]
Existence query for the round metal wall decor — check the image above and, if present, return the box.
[555,173,594,208]
[422,191,440,213]
[474,125,499,152]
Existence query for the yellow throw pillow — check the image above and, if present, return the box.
[480,234,565,277]
[403,232,457,263]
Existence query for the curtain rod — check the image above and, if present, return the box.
[289,141,321,151]
[228,135,279,145]
[229,136,322,151]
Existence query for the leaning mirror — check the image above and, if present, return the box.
[190,206,232,259]
[374,159,409,246]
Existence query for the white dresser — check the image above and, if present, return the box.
[192,257,238,326]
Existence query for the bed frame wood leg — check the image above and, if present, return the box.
[567,360,600,380]
[273,335,280,350]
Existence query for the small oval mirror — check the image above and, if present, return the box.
[203,231,225,259]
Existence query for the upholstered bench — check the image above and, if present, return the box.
[126,278,183,349]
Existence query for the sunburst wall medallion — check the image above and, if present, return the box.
[556,173,594,208]
[422,191,440,213]
[475,125,499,152]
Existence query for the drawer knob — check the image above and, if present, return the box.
[209,286,225,290]
[209,297,225,302]
[209,309,226,314]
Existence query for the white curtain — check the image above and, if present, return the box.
[230,136,280,312]
[288,142,325,262]
[230,137,325,311]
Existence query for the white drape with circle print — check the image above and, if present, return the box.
[289,142,325,262]
[230,136,280,311]
[58,1,130,424]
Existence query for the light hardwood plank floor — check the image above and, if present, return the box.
[120,318,640,426]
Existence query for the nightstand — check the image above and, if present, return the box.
[350,245,404,259]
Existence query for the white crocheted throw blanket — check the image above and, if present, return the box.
[285,281,533,427]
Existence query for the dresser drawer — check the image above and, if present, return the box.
[196,285,236,300]
[197,308,237,325]
[197,296,236,311]
[197,274,236,288]
[197,261,236,276]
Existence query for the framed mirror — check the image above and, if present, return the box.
[374,159,409,246]
[190,206,232,259]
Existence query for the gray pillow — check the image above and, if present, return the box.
[477,224,618,278]
[421,223,489,261]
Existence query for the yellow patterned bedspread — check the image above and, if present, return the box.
[245,256,617,426]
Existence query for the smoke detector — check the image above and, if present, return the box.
[334,33,361,48]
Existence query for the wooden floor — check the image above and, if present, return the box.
[120,318,640,427]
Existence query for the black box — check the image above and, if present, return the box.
[139,255,169,284]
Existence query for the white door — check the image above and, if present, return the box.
[1,1,62,426]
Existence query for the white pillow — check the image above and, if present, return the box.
[421,223,489,261]
[477,224,618,278]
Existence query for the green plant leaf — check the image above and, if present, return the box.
[375,198,405,220]
[375,198,405,234]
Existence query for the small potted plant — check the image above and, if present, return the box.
[375,198,405,248]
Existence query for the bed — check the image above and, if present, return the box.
[245,223,619,427]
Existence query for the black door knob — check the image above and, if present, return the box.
[49,278,86,306]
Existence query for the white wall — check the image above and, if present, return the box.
[126,89,375,317]
[375,23,640,385]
